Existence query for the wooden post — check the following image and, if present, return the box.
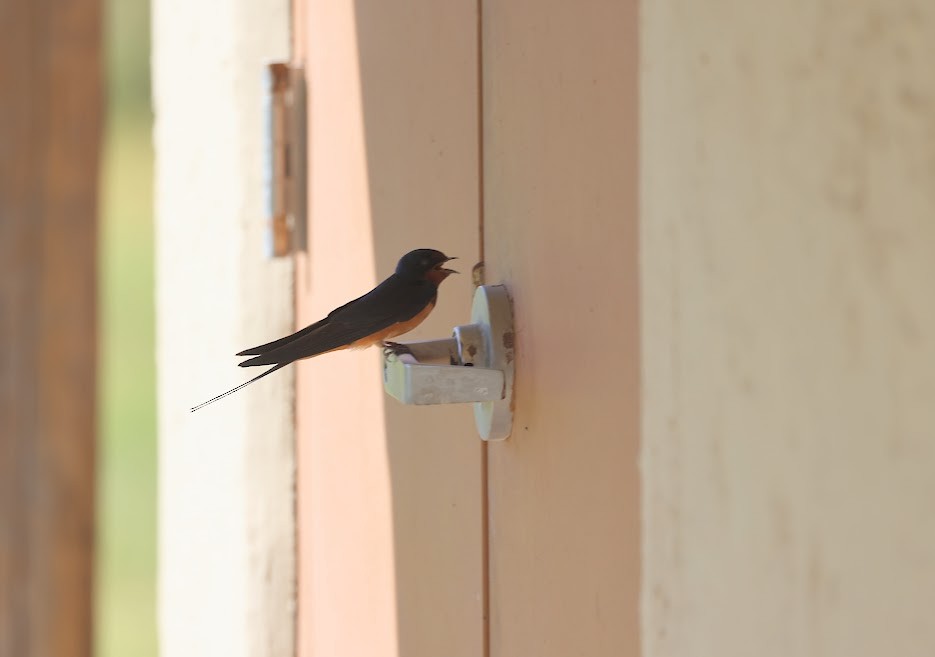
[0,0,102,655]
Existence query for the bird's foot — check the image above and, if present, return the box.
[382,341,413,359]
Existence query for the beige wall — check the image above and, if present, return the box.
[293,1,641,655]
[641,1,935,656]
[294,2,483,657]
[483,0,641,655]
[154,0,295,655]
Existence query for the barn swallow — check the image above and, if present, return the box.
[191,248,458,411]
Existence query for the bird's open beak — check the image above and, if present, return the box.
[441,256,459,274]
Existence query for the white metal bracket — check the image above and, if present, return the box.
[382,284,514,441]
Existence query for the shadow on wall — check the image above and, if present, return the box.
[353,2,485,657]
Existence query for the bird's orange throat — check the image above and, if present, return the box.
[425,269,455,285]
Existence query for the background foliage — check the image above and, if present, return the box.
[97,0,157,654]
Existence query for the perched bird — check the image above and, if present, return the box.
[191,248,458,411]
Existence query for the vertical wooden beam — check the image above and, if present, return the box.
[294,2,482,656]
[482,0,641,655]
[0,0,102,655]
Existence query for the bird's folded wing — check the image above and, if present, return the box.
[236,317,330,356]
[238,279,436,368]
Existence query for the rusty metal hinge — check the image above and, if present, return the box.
[262,62,307,257]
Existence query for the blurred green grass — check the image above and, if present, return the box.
[97,0,156,654]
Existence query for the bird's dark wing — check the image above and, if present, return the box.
[235,291,369,356]
[236,317,329,356]
[237,276,437,368]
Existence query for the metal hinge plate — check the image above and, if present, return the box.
[262,62,307,257]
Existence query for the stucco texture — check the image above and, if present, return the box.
[641,2,935,656]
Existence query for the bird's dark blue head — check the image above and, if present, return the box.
[396,248,458,284]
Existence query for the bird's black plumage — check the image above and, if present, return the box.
[191,248,456,411]
[236,275,438,367]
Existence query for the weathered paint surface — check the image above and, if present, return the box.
[642,2,935,655]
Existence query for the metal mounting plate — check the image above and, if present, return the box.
[381,284,514,441]
[471,285,514,441]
